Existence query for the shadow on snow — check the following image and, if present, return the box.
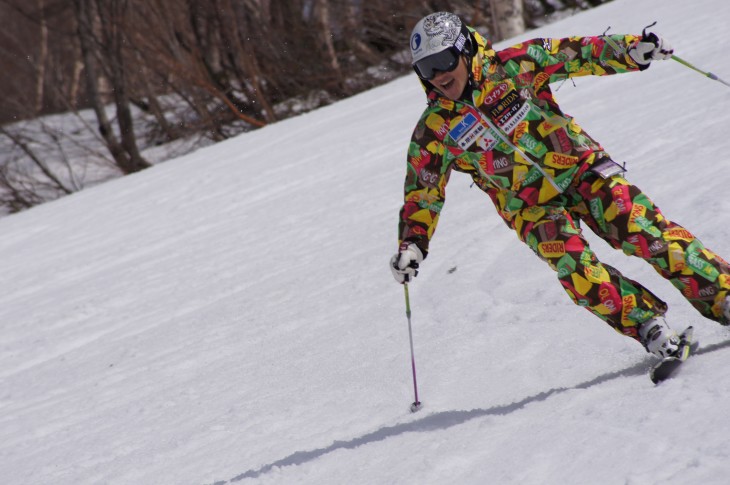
[210,339,730,484]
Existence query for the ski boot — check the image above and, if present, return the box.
[639,317,680,359]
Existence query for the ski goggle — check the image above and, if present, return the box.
[413,48,461,80]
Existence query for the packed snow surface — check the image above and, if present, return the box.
[2,0,730,483]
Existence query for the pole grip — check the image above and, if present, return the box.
[404,283,411,318]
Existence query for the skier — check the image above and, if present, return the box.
[390,12,730,361]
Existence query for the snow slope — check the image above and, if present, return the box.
[2,0,730,483]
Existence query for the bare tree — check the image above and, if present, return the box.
[72,0,151,174]
[0,0,617,215]
[0,125,74,195]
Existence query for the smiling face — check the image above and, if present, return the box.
[430,56,469,101]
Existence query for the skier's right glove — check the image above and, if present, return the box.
[390,242,424,284]
[629,32,674,68]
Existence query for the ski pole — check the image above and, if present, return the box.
[403,283,422,412]
[672,54,730,88]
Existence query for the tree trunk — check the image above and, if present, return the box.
[489,0,525,41]
[73,0,150,174]
[35,0,48,114]
[216,0,277,123]
[313,0,347,95]
[99,0,150,173]
[72,0,133,174]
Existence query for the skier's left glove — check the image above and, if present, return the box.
[390,242,424,284]
[629,33,674,68]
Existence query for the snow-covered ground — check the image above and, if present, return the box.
[2,0,730,483]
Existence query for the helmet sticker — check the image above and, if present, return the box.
[411,33,422,51]
[422,12,461,48]
[410,12,464,63]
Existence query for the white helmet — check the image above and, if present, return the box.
[410,12,471,80]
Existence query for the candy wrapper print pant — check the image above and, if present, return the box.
[509,173,730,341]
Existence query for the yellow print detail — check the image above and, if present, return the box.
[544,152,579,169]
[538,240,566,258]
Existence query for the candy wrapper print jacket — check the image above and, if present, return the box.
[398,30,645,255]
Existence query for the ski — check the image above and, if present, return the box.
[650,326,698,384]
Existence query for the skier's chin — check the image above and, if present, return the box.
[436,79,464,101]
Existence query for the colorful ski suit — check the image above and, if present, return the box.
[398,30,730,340]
